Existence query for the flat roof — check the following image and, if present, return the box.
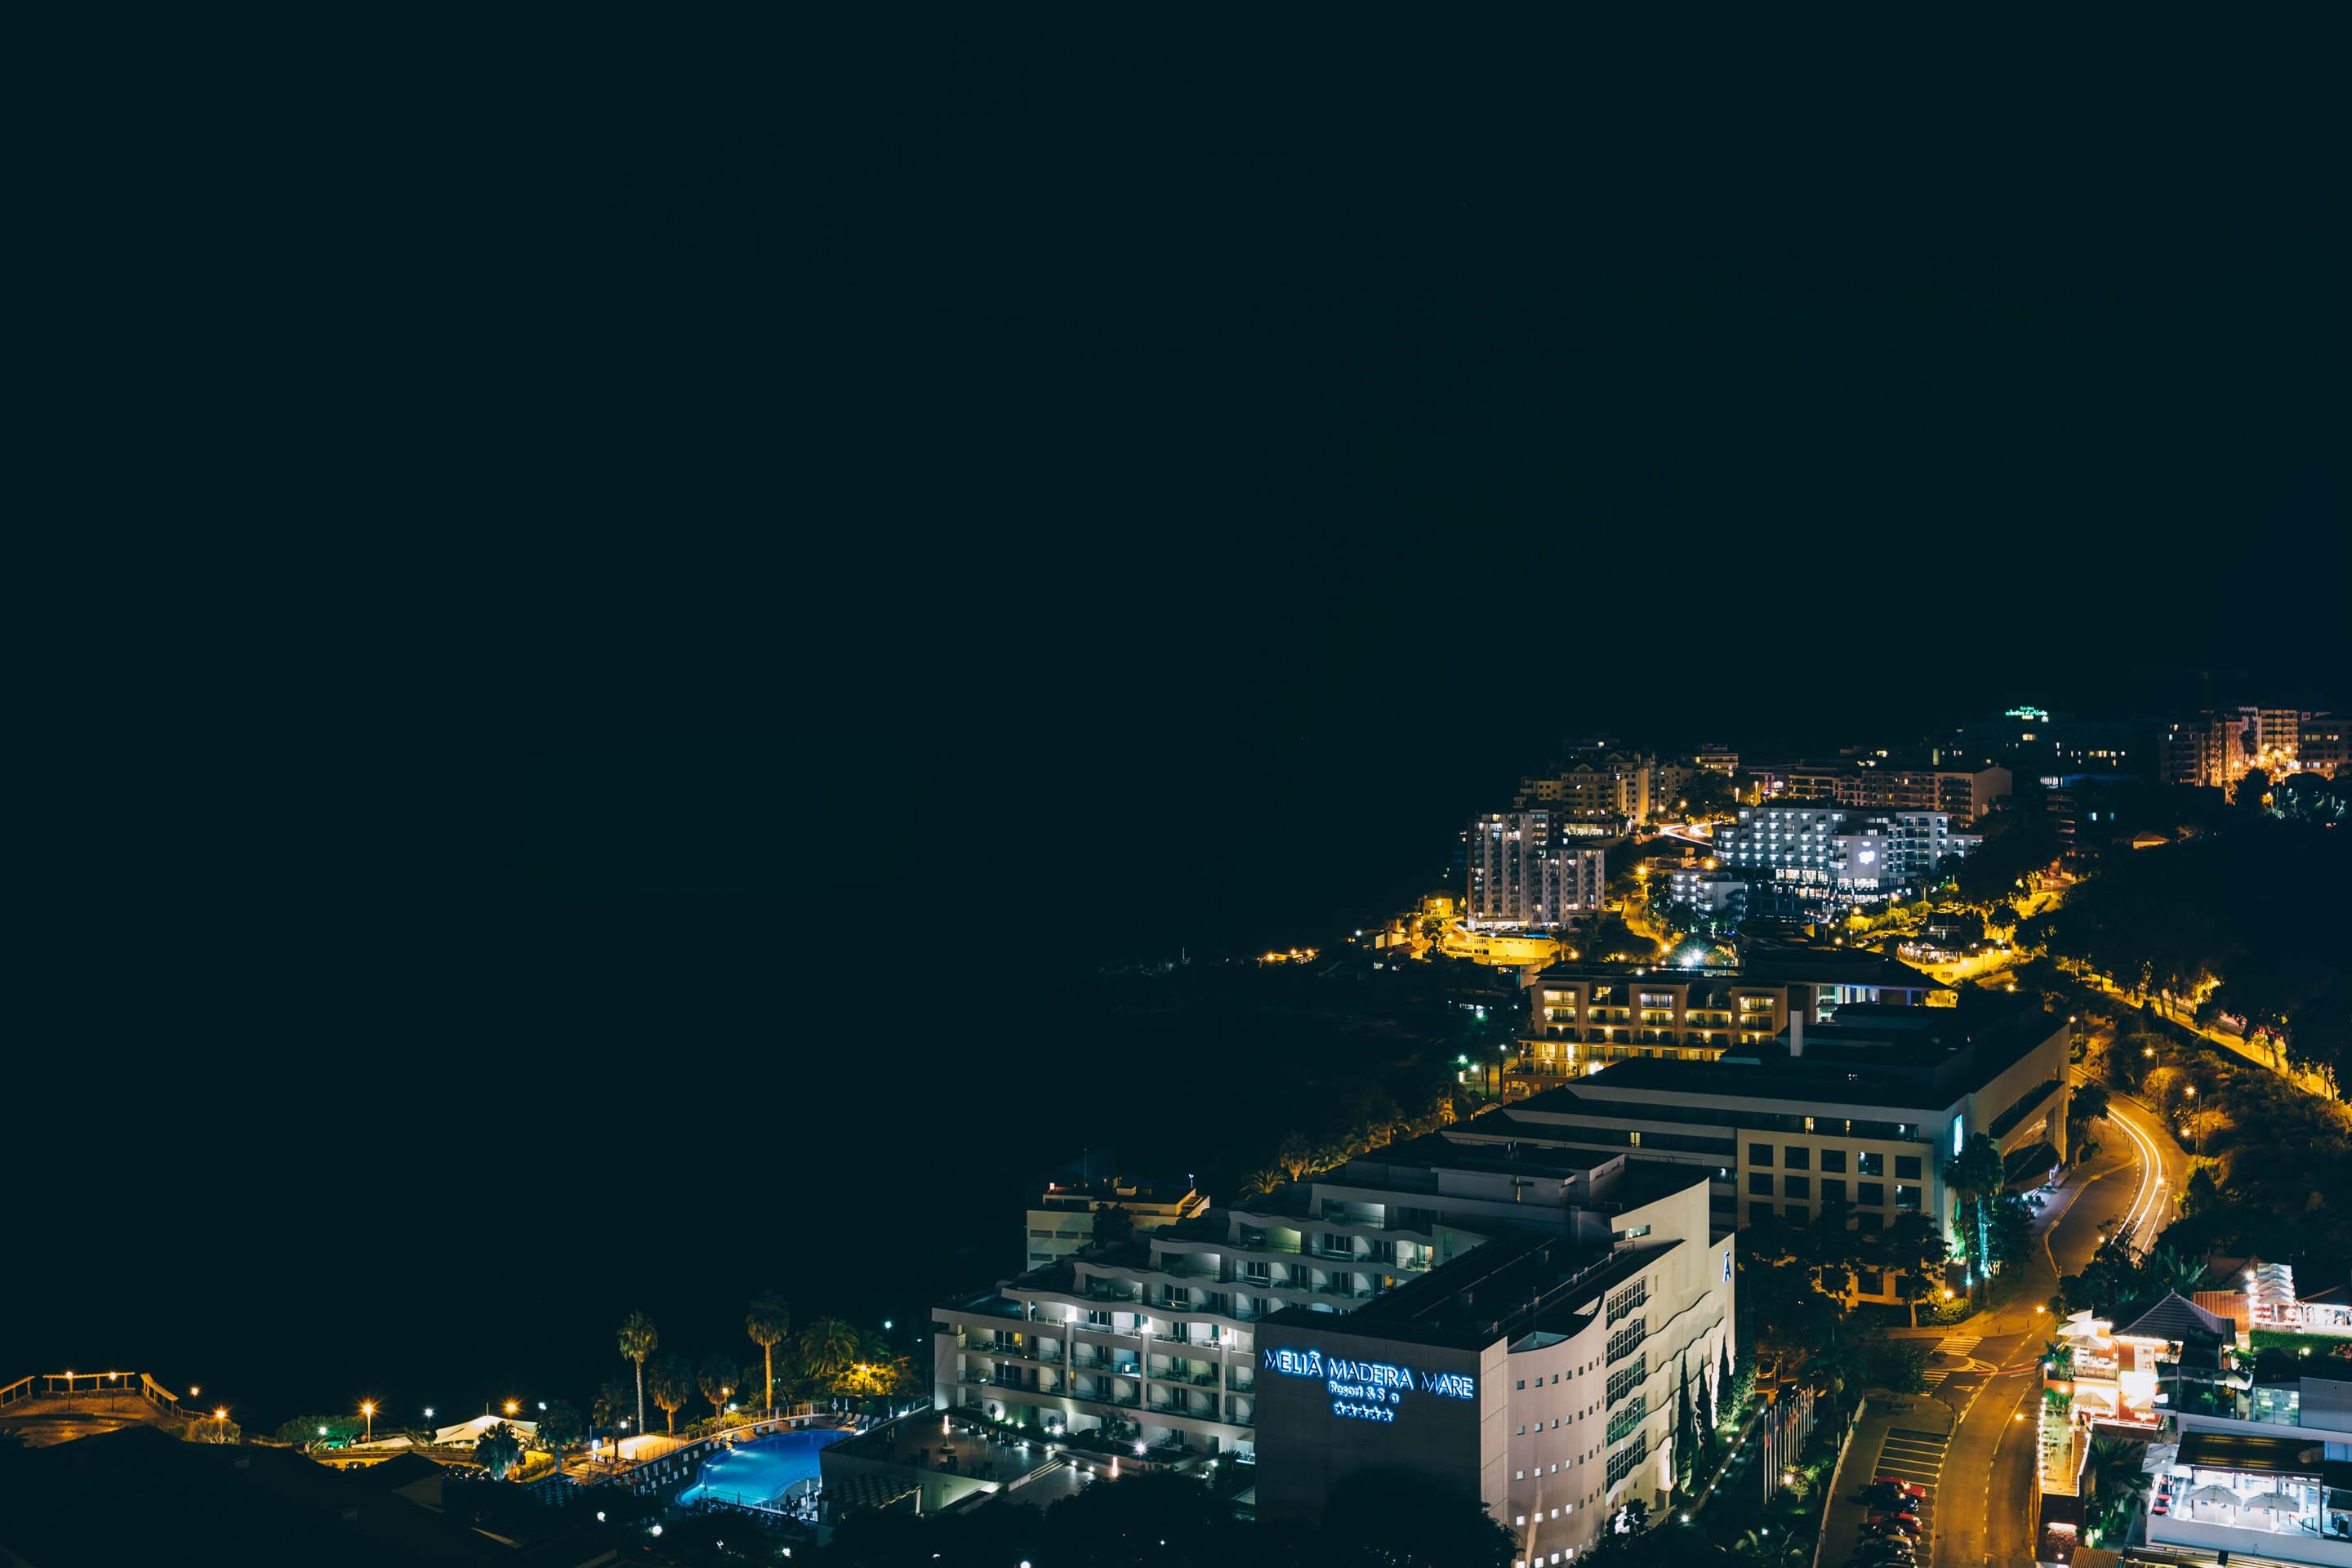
[1263,1230,1680,1352]
[1508,993,2060,1111]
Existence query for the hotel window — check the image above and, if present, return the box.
[1785,1176,1811,1199]
[1895,1185,1920,1211]
[1820,1148,1846,1173]
[1747,1173,1771,1195]
[1857,1151,1883,1176]
[1748,1143,1772,1166]
[1784,1147,1810,1169]
[1895,1156,1922,1179]
[1823,1178,1846,1205]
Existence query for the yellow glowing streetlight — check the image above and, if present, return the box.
[362,1401,376,1441]
[504,1401,519,1417]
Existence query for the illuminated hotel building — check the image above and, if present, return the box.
[1464,991,2071,1304]
[1712,801,1978,906]
[1513,754,1655,830]
[933,1139,1727,1491]
[1505,951,1944,1089]
[1468,813,1607,929]
[1255,1150,1729,1565]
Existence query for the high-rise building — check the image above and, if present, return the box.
[935,1138,1727,1490]
[1712,801,1979,905]
[1463,991,2072,1303]
[2299,715,2348,778]
[2161,707,2309,789]
[1468,813,1606,929]
[1515,753,1655,828]
[1250,1148,1731,1558]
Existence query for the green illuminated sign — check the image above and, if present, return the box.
[2004,706,2051,722]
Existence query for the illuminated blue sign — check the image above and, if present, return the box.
[1263,1347,1476,1421]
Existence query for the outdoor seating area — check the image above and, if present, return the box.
[2146,1430,2352,1560]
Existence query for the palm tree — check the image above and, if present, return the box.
[477,1421,525,1481]
[1940,1133,2005,1302]
[617,1312,658,1441]
[699,1356,737,1429]
[798,1316,864,1392]
[590,1382,630,1458]
[650,1352,693,1434]
[2149,1246,2206,1294]
[2087,1437,2149,1533]
[1275,1133,1313,1182]
[1239,1167,1283,1199]
[746,1292,792,1415]
[2043,1339,2076,1380]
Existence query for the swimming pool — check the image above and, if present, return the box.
[676,1428,851,1508]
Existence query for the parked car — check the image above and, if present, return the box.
[1873,1477,1928,1499]
[1867,1513,1923,1537]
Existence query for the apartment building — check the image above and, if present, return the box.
[2162,707,2310,790]
[1025,1176,1210,1268]
[1255,1151,1731,1566]
[1747,762,2009,825]
[2300,715,2349,778]
[1515,754,1656,829]
[1468,813,1607,929]
[1507,951,1944,1089]
[1465,992,2070,1303]
[1713,801,1980,905]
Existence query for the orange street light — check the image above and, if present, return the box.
[362,1401,376,1441]
[505,1401,519,1417]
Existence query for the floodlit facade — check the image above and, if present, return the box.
[935,1140,1726,1490]
[1507,952,1945,1088]
[1254,1153,1731,1567]
[1713,801,1980,906]
[1515,754,1656,829]
[1477,993,2070,1304]
[1468,813,1607,929]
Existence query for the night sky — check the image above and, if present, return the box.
[15,18,2344,1423]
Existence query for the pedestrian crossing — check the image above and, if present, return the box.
[1918,1334,1981,1387]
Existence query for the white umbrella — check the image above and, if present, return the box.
[2241,1489,2303,1514]
[2185,1484,2243,1505]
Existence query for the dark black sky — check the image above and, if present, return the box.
[16,17,2345,1417]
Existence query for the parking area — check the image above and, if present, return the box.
[1818,1403,1953,1568]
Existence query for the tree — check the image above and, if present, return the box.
[2148,1245,2206,1294]
[1322,1468,1517,1568]
[591,1380,632,1450]
[1940,1132,2006,1301]
[617,1311,657,1442]
[699,1356,737,1428]
[1276,1132,1314,1182]
[1091,1202,1136,1250]
[650,1351,693,1434]
[798,1316,864,1389]
[475,1421,523,1481]
[1582,1499,1653,1566]
[1878,1212,1949,1328]
[746,1291,792,1414]
[2087,1436,2150,1536]
[537,1399,581,1454]
[1240,1166,1283,1198]
[1673,1357,1701,1495]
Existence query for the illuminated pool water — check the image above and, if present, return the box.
[676,1428,852,1508]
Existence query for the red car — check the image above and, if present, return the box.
[1874,1477,1928,1499]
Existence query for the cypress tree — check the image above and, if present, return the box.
[1674,1356,1701,1494]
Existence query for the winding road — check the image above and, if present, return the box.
[1928,1041,2190,1568]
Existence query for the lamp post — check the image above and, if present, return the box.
[362,1401,376,1442]
[214,1407,229,1442]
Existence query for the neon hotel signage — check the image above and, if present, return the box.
[1263,1347,1476,1423]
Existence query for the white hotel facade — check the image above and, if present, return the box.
[933,1135,1730,1540]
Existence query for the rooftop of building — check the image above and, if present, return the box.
[1263,1227,1679,1352]
[1505,991,2061,1112]
[1034,1174,1204,1209]
[1531,949,1943,991]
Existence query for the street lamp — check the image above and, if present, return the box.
[362,1401,376,1441]
[505,1401,519,1417]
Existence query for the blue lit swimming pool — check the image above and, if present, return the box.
[676,1428,852,1508]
